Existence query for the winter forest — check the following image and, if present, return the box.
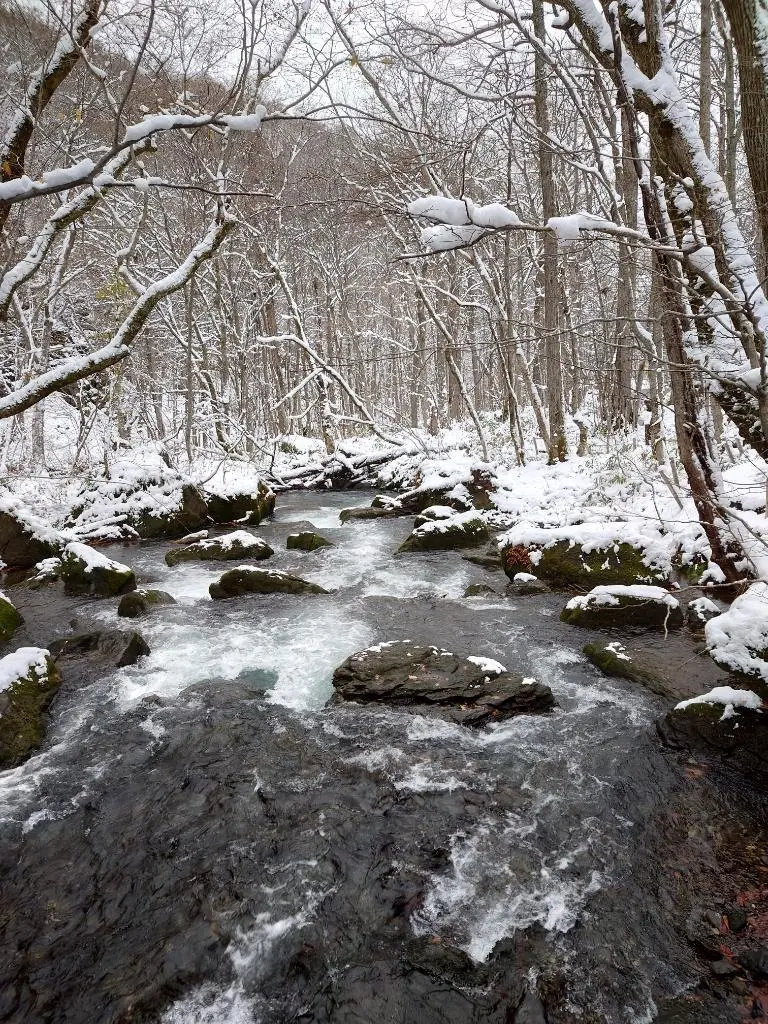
[2,1,768,1022]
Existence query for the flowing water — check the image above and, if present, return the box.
[0,492,753,1023]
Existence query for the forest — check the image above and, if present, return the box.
[1,1,768,1023]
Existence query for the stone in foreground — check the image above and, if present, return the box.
[332,641,555,726]
[0,592,23,645]
[117,589,177,618]
[286,531,333,552]
[59,542,136,597]
[209,566,329,599]
[49,630,150,668]
[165,530,273,566]
[657,686,767,784]
[398,511,490,553]
[560,585,683,629]
[0,647,61,768]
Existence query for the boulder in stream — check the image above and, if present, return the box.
[0,647,61,768]
[657,686,767,784]
[117,589,176,618]
[0,495,60,570]
[286,531,333,552]
[165,530,273,566]
[583,641,671,697]
[500,523,671,588]
[560,586,683,629]
[209,566,329,599]
[686,597,722,631]
[49,629,150,668]
[60,543,137,597]
[332,641,555,726]
[203,479,275,525]
[0,592,23,645]
[398,511,490,553]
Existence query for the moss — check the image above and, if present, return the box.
[520,540,668,587]
[0,596,23,645]
[0,655,61,768]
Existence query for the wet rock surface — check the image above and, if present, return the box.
[49,629,150,669]
[657,702,768,786]
[286,530,333,551]
[117,589,176,618]
[332,641,555,726]
[209,566,329,599]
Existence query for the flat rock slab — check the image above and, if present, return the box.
[209,567,329,599]
[332,640,555,727]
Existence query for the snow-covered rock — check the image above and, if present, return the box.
[560,585,683,629]
[0,647,60,768]
[705,583,768,683]
[398,510,490,553]
[60,542,136,597]
[501,522,672,588]
[0,492,60,569]
[686,596,722,631]
[203,478,275,526]
[165,530,273,566]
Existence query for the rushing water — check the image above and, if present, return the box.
[0,491,747,1023]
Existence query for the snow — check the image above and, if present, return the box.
[566,585,679,610]
[0,647,50,695]
[547,215,583,249]
[467,655,506,675]
[513,572,538,583]
[705,582,768,680]
[197,531,268,551]
[420,224,486,251]
[604,642,631,662]
[675,686,763,713]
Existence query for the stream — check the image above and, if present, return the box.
[0,490,763,1024]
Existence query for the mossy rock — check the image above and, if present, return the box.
[209,567,329,600]
[165,532,273,567]
[0,595,23,645]
[583,642,671,697]
[286,532,333,552]
[59,544,137,598]
[398,513,490,553]
[204,482,276,526]
[0,648,61,768]
[561,590,683,630]
[413,505,458,528]
[117,589,176,619]
[503,539,668,588]
[134,484,209,539]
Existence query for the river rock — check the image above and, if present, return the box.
[398,511,490,553]
[165,530,273,566]
[687,597,722,631]
[60,542,137,597]
[463,583,499,597]
[657,689,768,784]
[340,504,402,523]
[0,647,61,768]
[209,566,329,599]
[117,589,176,618]
[501,530,669,588]
[560,586,683,629]
[583,641,671,697]
[0,593,23,645]
[49,630,150,668]
[286,531,333,552]
[203,480,275,525]
[413,505,458,528]
[0,500,59,570]
[739,946,768,979]
[331,641,555,726]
